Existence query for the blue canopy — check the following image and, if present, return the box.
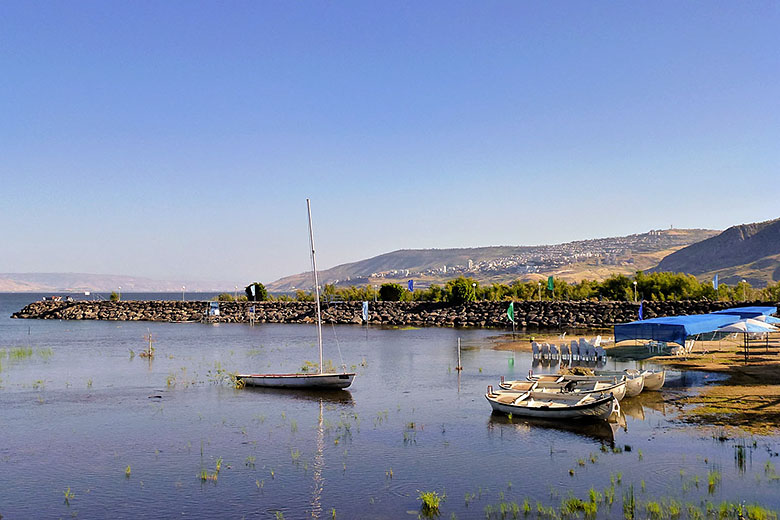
[711,306,777,319]
[614,313,747,347]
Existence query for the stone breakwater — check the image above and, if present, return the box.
[11,299,773,329]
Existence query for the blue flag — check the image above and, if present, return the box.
[713,274,719,291]
[638,301,644,321]
[362,301,369,322]
[408,279,414,292]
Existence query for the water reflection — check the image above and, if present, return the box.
[240,387,355,406]
[619,397,646,421]
[489,412,619,445]
[311,399,324,519]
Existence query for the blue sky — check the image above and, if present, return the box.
[1,1,778,284]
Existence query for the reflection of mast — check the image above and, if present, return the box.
[311,399,324,519]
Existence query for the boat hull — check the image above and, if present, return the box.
[624,376,645,397]
[508,378,627,401]
[642,370,666,391]
[485,391,617,421]
[238,372,355,389]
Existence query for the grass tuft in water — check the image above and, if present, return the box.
[63,487,75,505]
[418,490,445,517]
[708,470,722,494]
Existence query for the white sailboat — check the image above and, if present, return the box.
[238,199,356,390]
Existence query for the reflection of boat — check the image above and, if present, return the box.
[311,399,325,518]
[618,397,645,421]
[486,387,618,420]
[488,412,619,444]
[238,200,355,390]
[500,376,627,401]
[633,391,667,415]
[240,386,355,406]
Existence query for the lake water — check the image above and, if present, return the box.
[1,293,778,519]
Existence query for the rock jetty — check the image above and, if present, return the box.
[11,299,772,329]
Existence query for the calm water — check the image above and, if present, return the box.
[1,293,778,519]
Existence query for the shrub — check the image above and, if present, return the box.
[446,277,477,304]
[379,283,404,301]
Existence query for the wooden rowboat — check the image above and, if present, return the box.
[485,386,618,421]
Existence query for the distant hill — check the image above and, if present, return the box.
[653,218,780,286]
[0,273,236,293]
[267,228,718,291]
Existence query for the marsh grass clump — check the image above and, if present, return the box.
[9,347,33,361]
[645,501,661,520]
[125,465,131,478]
[747,504,778,520]
[708,470,722,494]
[622,485,635,520]
[418,490,445,517]
[63,487,75,505]
[687,503,703,520]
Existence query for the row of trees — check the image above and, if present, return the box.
[220,274,780,303]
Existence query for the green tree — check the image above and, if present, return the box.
[379,283,404,301]
[446,277,477,304]
[600,274,633,301]
[109,291,119,301]
[216,293,234,301]
[245,282,268,301]
[761,281,780,302]
[295,289,314,302]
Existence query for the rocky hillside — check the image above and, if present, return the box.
[653,218,780,286]
[268,228,717,290]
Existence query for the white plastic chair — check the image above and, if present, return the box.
[570,340,580,361]
[579,338,591,360]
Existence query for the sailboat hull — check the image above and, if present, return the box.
[238,372,356,389]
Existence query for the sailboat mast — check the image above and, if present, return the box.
[306,198,324,375]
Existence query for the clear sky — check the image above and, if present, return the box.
[1,1,778,285]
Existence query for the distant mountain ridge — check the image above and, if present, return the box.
[267,228,718,291]
[653,218,780,286]
[0,273,236,293]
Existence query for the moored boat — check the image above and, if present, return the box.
[641,369,666,391]
[597,369,665,392]
[238,372,355,389]
[237,199,355,390]
[590,370,645,397]
[520,373,628,401]
[485,387,618,421]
